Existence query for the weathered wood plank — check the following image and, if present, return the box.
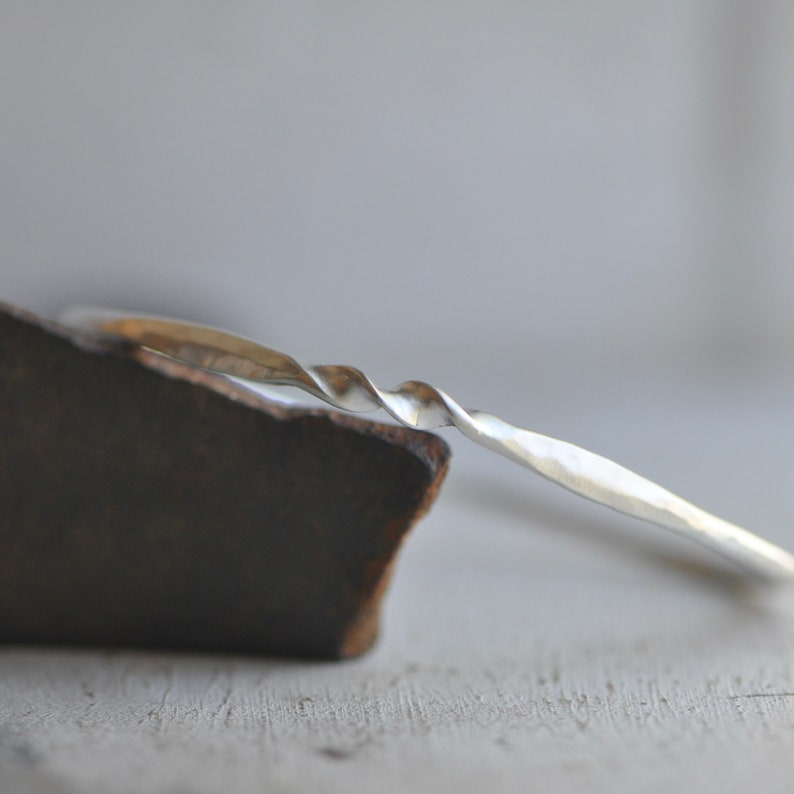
[0,304,449,659]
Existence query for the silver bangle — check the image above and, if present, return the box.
[61,305,794,584]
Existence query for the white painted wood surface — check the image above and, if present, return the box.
[4,364,794,793]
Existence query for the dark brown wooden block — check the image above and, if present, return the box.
[0,304,449,659]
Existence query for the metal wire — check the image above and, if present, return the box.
[62,305,794,583]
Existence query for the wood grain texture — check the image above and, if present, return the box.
[3,363,794,793]
[0,304,449,659]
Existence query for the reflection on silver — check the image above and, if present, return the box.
[62,305,794,584]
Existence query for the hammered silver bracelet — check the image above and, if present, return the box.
[61,305,794,584]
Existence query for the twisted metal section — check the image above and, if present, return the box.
[61,306,794,583]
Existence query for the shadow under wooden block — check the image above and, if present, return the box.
[0,304,450,659]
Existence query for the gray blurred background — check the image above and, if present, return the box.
[2,1,793,389]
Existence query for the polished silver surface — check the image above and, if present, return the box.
[62,305,794,583]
